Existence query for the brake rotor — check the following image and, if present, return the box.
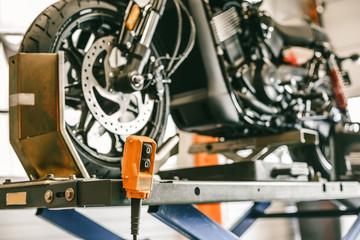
[82,36,154,135]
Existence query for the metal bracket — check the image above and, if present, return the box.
[189,128,319,162]
[9,53,89,179]
[154,134,179,173]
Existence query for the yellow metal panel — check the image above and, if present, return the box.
[13,54,58,139]
[20,131,81,178]
[9,53,87,179]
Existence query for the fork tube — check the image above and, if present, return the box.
[114,0,168,93]
[118,0,135,47]
[139,0,167,47]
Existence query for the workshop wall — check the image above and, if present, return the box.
[323,0,360,98]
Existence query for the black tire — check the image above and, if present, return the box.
[289,97,337,180]
[288,65,343,180]
[289,142,333,180]
[20,0,169,178]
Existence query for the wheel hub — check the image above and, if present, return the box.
[82,36,154,135]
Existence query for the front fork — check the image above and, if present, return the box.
[114,0,167,93]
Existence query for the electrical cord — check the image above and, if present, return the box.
[131,198,142,240]
[167,0,196,77]
[166,0,183,73]
[155,0,196,78]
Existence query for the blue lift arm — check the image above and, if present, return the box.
[36,208,125,240]
[148,204,239,240]
[230,202,271,237]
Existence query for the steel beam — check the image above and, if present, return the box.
[230,202,270,237]
[145,181,360,205]
[342,212,360,240]
[148,204,239,240]
[36,208,125,240]
[255,209,360,218]
[1,180,360,208]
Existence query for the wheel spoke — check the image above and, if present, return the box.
[84,115,96,134]
[65,85,83,102]
[67,67,78,83]
[65,81,80,89]
[65,37,84,76]
[94,21,112,39]
[76,30,92,50]
[139,127,148,136]
[118,136,126,154]
[127,100,139,114]
[65,95,82,103]
[126,105,138,114]
[77,103,89,133]
[103,50,113,90]
[108,131,119,154]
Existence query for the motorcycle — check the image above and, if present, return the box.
[19,0,358,180]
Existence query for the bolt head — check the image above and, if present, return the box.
[132,75,144,84]
[46,174,54,178]
[65,188,75,202]
[44,190,53,203]
[69,175,77,180]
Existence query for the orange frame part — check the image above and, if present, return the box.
[194,135,222,225]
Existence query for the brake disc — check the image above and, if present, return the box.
[82,36,154,135]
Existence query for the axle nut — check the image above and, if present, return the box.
[65,188,75,202]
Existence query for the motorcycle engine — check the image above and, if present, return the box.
[211,7,283,105]
[211,7,244,66]
[211,6,290,129]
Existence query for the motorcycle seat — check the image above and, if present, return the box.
[275,19,314,46]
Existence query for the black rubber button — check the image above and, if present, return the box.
[142,143,152,157]
[140,158,151,171]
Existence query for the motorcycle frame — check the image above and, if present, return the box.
[107,0,248,136]
[95,0,348,139]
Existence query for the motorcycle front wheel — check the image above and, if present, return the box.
[20,0,169,178]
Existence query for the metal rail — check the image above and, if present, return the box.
[1,179,360,209]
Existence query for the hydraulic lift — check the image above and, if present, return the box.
[2,177,360,239]
[5,52,360,239]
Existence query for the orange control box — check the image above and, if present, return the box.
[122,136,156,199]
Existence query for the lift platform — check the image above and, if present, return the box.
[3,124,360,240]
[2,178,360,239]
[6,52,360,239]
[1,178,360,208]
